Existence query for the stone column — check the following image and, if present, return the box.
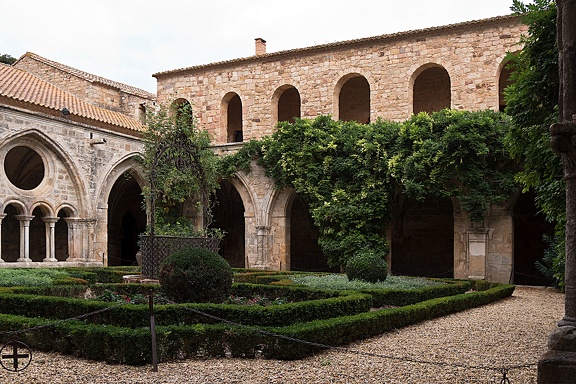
[15,215,34,263]
[539,1,576,382]
[42,217,59,262]
[64,218,82,261]
[467,227,488,280]
[254,225,270,269]
[0,213,6,262]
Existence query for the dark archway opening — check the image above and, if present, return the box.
[513,191,555,285]
[29,207,46,262]
[55,209,69,261]
[413,67,451,114]
[227,94,243,143]
[290,194,336,272]
[499,61,515,112]
[391,195,454,278]
[339,76,370,124]
[211,180,245,267]
[1,205,20,262]
[278,87,301,123]
[107,172,146,266]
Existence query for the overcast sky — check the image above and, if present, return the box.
[1,0,520,93]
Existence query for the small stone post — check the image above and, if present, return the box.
[538,1,576,382]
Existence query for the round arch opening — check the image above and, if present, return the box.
[4,146,45,190]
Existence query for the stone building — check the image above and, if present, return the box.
[153,15,552,284]
[0,15,553,284]
[0,55,155,268]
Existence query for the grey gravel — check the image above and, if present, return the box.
[0,286,563,383]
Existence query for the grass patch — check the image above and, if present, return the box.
[289,274,444,290]
[0,268,71,287]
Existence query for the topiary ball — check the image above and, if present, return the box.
[345,249,388,283]
[159,247,233,303]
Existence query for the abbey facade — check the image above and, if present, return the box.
[0,15,552,284]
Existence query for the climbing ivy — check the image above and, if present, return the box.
[219,111,517,267]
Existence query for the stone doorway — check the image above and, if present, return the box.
[391,195,454,277]
[513,191,555,285]
[211,179,245,268]
[107,172,146,266]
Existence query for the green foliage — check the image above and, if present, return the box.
[0,53,16,65]
[290,273,443,291]
[504,1,565,286]
[221,111,517,266]
[258,116,401,266]
[0,269,71,287]
[345,250,388,283]
[535,234,565,289]
[393,110,517,221]
[159,247,233,303]
[141,102,220,234]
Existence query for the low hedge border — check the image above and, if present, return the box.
[0,284,514,364]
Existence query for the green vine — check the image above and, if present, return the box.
[219,111,518,266]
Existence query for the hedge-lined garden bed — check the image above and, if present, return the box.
[0,277,511,364]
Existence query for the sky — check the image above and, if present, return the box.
[1,0,520,93]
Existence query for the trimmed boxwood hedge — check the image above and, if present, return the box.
[0,284,514,363]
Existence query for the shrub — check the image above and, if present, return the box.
[159,247,233,303]
[345,250,388,283]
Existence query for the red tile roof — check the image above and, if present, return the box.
[0,63,143,132]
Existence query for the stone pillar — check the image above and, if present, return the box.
[0,213,6,262]
[15,215,34,263]
[42,217,59,262]
[85,219,97,262]
[254,225,270,269]
[467,227,488,280]
[539,1,576,382]
[64,218,82,261]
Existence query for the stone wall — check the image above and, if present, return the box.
[0,105,144,266]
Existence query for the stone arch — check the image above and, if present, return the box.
[411,63,451,114]
[497,52,519,112]
[30,204,53,262]
[98,155,146,266]
[334,73,371,123]
[55,204,77,261]
[222,92,243,143]
[272,85,301,125]
[211,179,246,267]
[1,202,26,262]
[0,129,87,211]
[170,98,193,120]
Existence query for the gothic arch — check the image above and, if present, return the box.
[334,73,371,123]
[410,63,452,114]
[272,84,301,125]
[221,92,243,143]
[97,154,146,266]
[0,129,87,212]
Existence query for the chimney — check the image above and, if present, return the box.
[255,38,266,56]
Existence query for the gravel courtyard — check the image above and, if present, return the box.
[1,286,564,384]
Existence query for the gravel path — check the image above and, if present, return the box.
[0,286,564,383]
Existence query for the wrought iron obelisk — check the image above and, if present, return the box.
[538,0,576,382]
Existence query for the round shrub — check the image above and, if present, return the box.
[345,250,388,283]
[159,247,233,303]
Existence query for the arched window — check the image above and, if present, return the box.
[171,98,193,121]
[498,57,517,112]
[337,75,370,123]
[275,86,301,124]
[413,65,451,114]
[223,93,243,143]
